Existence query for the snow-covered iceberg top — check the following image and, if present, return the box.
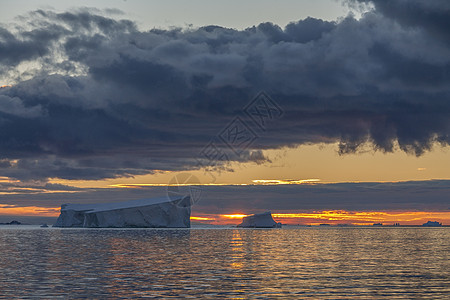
[54,196,191,228]
[237,211,282,228]
[59,196,171,213]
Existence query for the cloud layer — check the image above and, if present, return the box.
[0,2,449,180]
[0,180,448,214]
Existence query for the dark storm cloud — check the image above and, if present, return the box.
[0,3,449,180]
[351,0,450,42]
[0,26,59,66]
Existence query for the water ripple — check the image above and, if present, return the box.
[0,227,448,298]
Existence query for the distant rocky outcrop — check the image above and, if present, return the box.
[0,220,22,225]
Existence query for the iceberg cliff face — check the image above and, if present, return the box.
[237,211,282,228]
[53,196,191,228]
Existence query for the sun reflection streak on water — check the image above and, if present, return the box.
[230,230,244,270]
[0,227,448,298]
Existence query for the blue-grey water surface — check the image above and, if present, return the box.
[0,226,448,299]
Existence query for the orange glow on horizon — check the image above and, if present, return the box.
[221,214,249,219]
[0,204,60,217]
[197,211,450,226]
[275,211,450,225]
[271,211,450,223]
[190,216,215,221]
[0,205,448,226]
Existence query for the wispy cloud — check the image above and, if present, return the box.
[109,178,321,188]
[251,179,320,185]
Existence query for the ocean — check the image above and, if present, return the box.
[0,226,448,299]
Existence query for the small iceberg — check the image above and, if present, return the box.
[422,221,442,227]
[237,211,282,228]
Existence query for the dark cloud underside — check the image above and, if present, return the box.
[0,2,449,181]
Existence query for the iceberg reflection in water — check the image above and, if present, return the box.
[0,227,448,298]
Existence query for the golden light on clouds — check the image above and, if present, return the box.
[0,176,19,183]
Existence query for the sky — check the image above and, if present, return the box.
[0,0,356,29]
[0,0,449,225]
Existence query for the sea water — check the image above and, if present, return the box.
[0,226,448,298]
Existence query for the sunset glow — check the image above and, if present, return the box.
[191,211,450,226]
[0,204,448,226]
[0,204,60,217]
[190,216,215,221]
[221,214,249,219]
[0,206,448,226]
[2,1,450,298]
[271,211,450,225]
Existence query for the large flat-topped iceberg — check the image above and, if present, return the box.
[53,196,191,228]
[237,211,282,228]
